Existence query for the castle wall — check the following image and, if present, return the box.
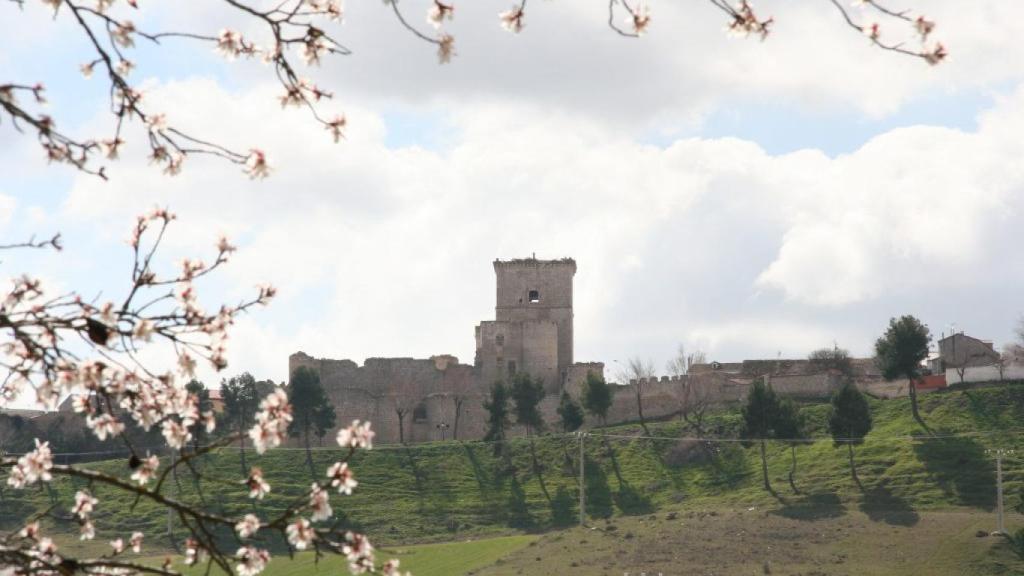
[289,352,478,444]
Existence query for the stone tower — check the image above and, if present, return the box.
[475,257,576,394]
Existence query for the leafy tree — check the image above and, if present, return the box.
[184,379,213,453]
[557,391,585,433]
[510,372,546,436]
[287,366,337,476]
[582,370,614,426]
[875,315,931,429]
[220,372,260,475]
[313,402,337,447]
[773,398,806,493]
[483,381,512,456]
[740,380,783,493]
[828,381,873,488]
[808,345,854,381]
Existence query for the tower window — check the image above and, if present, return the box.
[496,334,504,346]
[528,290,540,303]
[508,361,517,375]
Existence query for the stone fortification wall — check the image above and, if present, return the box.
[289,352,487,444]
[289,349,916,445]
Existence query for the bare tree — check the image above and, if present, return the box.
[389,366,423,445]
[0,212,399,576]
[1006,316,1024,363]
[680,376,713,437]
[2,0,944,179]
[618,356,656,435]
[444,365,474,440]
[666,344,707,377]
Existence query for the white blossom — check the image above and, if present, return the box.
[72,490,98,518]
[7,439,53,488]
[217,29,244,60]
[499,6,524,34]
[112,21,136,48]
[244,149,271,179]
[235,546,270,576]
[427,1,453,28]
[161,418,191,449]
[248,388,291,453]
[327,461,358,495]
[129,531,144,553]
[286,518,315,550]
[336,419,375,450]
[79,518,95,541]
[235,514,261,539]
[342,531,375,574]
[245,467,271,499]
[382,559,411,576]
[309,483,332,521]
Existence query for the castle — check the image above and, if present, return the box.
[289,257,604,444]
[289,257,913,444]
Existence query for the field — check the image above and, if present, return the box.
[477,509,1024,576]
[4,382,1024,574]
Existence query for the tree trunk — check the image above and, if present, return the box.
[304,427,315,478]
[397,412,405,444]
[759,439,772,493]
[453,398,463,440]
[907,376,927,430]
[237,423,248,477]
[635,383,650,435]
[788,444,799,494]
[847,441,862,489]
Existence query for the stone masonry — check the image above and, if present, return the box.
[289,257,898,445]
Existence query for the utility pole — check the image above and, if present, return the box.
[987,448,1015,535]
[578,431,586,526]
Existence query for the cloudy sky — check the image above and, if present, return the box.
[2,0,1024,387]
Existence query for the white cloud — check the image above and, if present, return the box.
[0,194,16,228]
[5,1,1024,384]
[20,77,1013,383]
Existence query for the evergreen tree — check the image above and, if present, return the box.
[828,381,873,488]
[511,372,546,436]
[874,315,931,430]
[287,366,337,476]
[740,380,782,493]
[582,371,613,426]
[184,379,213,453]
[313,401,337,447]
[220,372,260,475]
[557,391,584,432]
[773,397,805,493]
[483,381,511,456]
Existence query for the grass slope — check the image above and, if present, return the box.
[3,382,1024,567]
[169,535,535,576]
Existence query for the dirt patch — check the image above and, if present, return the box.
[475,508,1023,576]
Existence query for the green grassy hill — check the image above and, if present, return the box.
[3,382,1024,556]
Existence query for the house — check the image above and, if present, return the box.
[934,332,1024,384]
